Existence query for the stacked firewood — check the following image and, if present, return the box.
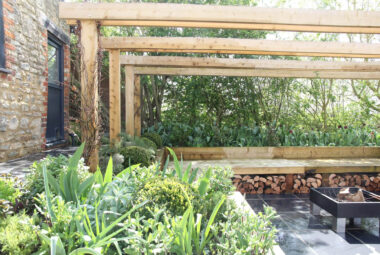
[292,174,323,194]
[233,173,380,194]
[233,175,287,194]
[327,173,380,192]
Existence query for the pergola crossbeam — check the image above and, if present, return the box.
[60,2,380,34]
[102,37,380,58]
[121,55,380,72]
[133,67,380,80]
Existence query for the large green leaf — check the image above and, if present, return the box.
[42,164,57,222]
[116,164,139,178]
[68,143,85,173]
[78,175,95,198]
[167,147,182,179]
[51,236,66,255]
[103,156,113,184]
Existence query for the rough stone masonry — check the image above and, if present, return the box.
[0,0,70,162]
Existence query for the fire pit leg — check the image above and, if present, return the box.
[310,203,321,216]
[332,217,346,233]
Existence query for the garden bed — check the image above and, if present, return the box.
[0,145,279,254]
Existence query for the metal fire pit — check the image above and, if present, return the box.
[310,187,380,234]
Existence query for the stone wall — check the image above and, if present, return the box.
[0,0,70,162]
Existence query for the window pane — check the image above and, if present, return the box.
[48,44,59,84]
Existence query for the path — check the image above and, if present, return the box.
[0,147,77,178]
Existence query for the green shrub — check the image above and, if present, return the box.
[0,177,20,203]
[0,176,22,216]
[136,177,194,217]
[0,213,41,254]
[209,205,278,254]
[207,166,235,195]
[24,154,90,199]
[120,146,151,168]
[140,137,158,151]
[142,132,163,148]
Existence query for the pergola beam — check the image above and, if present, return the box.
[109,50,121,142]
[133,66,380,80]
[60,2,380,34]
[121,55,380,72]
[125,66,135,136]
[102,37,380,58]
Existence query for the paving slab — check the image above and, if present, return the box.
[247,194,380,255]
[0,147,77,178]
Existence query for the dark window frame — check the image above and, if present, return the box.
[0,0,10,73]
[46,33,65,145]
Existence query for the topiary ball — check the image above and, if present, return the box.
[140,137,157,151]
[142,132,163,148]
[136,177,194,218]
[120,146,150,168]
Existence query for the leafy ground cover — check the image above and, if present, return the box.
[0,145,277,254]
[146,122,380,147]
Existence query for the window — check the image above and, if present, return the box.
[0,0,6,70]
[46,35,64,144]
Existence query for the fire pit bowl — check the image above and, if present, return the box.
[310,187,380,234]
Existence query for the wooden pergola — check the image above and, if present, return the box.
[59,2,380,170]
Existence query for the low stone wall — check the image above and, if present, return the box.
[234,173,380,194]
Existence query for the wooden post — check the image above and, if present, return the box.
[134,75,141,136]
[125,66,134,136]
[109,49,121,142]
[80,21,99,172]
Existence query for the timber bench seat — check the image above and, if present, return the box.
[174,158,380,175]
[166,147,380,175]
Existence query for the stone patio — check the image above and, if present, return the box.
[0,147,77,178]
[247,193,380,255]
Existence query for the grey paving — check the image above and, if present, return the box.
[246,194,380,255]
[0,147,77,178]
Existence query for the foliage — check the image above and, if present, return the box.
[85,166,141,226]
[149,122,380,147]
[120,209,173,254]
[0,175,23,216]
[45,144,95,204]
[99,133,156,174]
[24,153,90,200]
[136,176,195,218]
[191,167,235,222]
[0,213,41,255]
[210,205,278,254]
[142,132,163,148]
[139,137,158,151]
[120,146,151,168]
[169,196,226,255]
[39,154,143,254]
[0,176,21,204]
[165,148,200,185]
[35,194,82,253]
[17,144,278,254]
